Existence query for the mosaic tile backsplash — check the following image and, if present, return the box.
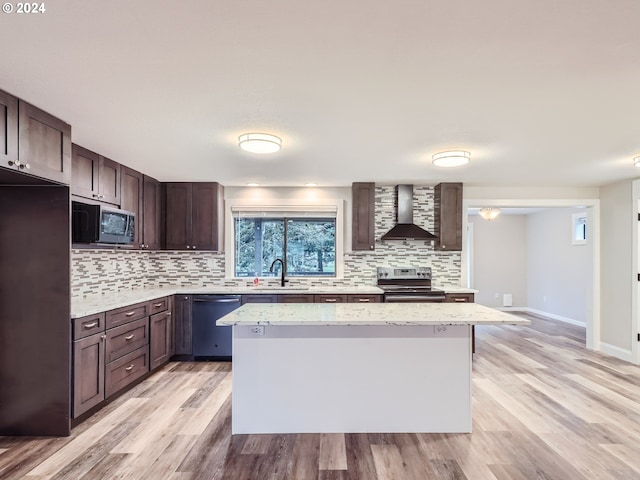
[72,186,462,297]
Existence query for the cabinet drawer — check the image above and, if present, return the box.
[445,293,475,303]
[106,302,149,329]
[73,312,106,340]
[148,297,169,315]
[314,294,348,303]
[347,295,382,303]
[105,346,149,398]
[105,317,149,363]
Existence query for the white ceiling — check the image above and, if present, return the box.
[1,0,639,187]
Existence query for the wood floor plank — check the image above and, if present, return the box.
[600,444,640,474]
[370,444,407,480]
[179,373,232,436]
[286,434,320,480]
[319,433,347,470]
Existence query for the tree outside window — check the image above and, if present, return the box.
[234,217,336,277]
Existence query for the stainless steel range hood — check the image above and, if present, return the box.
[380,184,438,241]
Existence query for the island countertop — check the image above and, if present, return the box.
[217,302,529,326]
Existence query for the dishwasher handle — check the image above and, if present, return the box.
[193,297,241,304]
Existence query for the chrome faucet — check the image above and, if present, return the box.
[269,258,288,287]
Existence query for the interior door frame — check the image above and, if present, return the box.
[461,198,600,351]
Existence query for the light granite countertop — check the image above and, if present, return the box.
[71,285,479,318]
[217,302,529,326]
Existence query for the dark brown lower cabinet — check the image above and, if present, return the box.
[73,333,106,418]
[173,295,193,355]
[150,311,173,370]
[314,294,348,303]
[279,294,314,303]
[444,293,476,352]
[242,294,277,304]
[105,347,150,398]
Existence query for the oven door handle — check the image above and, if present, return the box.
[385,295,446,302]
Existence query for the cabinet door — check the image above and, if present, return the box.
[191,182,223,251]
[150,311,172,370]
[444,293,474,303]
[143,175,161,250]
[279,294,313,303]
[18,100,71,184]
[314,294,347,303]
[434,183,463,251]
[352,182,375,251]
[73,333,105,418]
[347,294,382,303]
[120,166,143,247]
[173,295,192,355]
[242,294,277,304]
[0,90,18,168]
[98,157,121,205]
[71,144,99,199]
[165,183,192,250]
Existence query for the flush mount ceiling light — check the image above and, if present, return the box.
[238,133,282,154]
[479,208,501,221]
[304,183,317,187]
[634,156,640,167]
[246,182,260,187]
[432,150,470,167]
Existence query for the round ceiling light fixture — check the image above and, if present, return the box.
[238,133,282,154]
[634,156,640,167]
[432,150,471,167]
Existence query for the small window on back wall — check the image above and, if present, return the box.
[572,212,587,245]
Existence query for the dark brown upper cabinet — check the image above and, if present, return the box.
[0,91,71,185]
[120,166,143,247]
[142,175,161,250]
[434,182,463,251]
[352,182,376,251]
[0,90,18,168]
[164,182,224,251]
[18,100,72,185]
[71,144,121,205]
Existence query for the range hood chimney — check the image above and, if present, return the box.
[380,185,438,241]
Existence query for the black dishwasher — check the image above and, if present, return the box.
[192,295,241,360]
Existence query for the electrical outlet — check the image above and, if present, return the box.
[434,325,448,335]
[250,326,265,335]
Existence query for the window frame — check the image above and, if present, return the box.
[225,199,344,279]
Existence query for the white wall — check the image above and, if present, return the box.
[526,208,592,325]
[468,214,527,308]
[600,180,634,353]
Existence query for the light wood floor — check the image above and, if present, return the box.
[3,314,640,479]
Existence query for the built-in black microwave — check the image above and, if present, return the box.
[72,201,136,244]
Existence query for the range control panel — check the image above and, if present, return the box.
[376,267,432,280]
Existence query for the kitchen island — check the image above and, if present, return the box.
[218,302,529,434]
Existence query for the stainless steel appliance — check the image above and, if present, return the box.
[192,295,242,360]
[72,201,136,244]
[377,266,446,302]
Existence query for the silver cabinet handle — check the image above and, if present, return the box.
[325,298,337,302]
[83,321,99,329]
[358,298,371,302]
[125,364,134,372]
[19,162,30,170]
[125,334,135,340]
[125,311,136,317]
[153,302,163,307]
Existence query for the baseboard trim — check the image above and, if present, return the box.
[496,307,586,327]
[599,342,635,363]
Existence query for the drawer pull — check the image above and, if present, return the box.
[153,302,163,307]
[125,364,134,372]
[358,298,371,302]
[125,334,135,341]
[83,321,99,329]
[325,298,337,302]
[454,298,467,302]
[125,311,136,317]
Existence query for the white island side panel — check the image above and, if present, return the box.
[231,324,472,434]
